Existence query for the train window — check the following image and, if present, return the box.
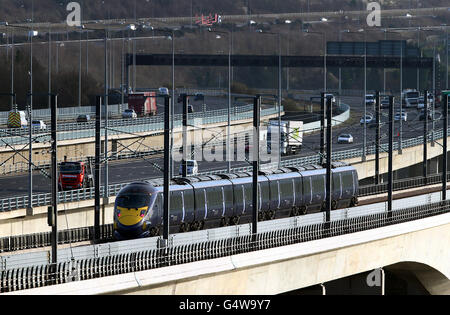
[269,180,280,209]
[183,189,195,213]
[116,194,151,209]
[207,187,223,213]
[332,173,342,199]
[259,182,270,210]
[234,184,244,213]
[194,188,206,219]
[302,176,312,204]
[152,193,163,219]
[279,179,294,207]
[311,175,325,193]
[170,191,183,212]
[223,185,234,214]
[243,183,253,211]
[341,172,354,193]
[279,179,294,197]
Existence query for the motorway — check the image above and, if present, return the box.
[0,92,442,200]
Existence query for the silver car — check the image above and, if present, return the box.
[338,134,354,144]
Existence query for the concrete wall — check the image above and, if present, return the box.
[0,197,116,238]
[345,137,449,181]
[0,112,281,174]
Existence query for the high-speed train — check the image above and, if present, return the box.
[113,163,359,240]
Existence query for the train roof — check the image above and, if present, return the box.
[125,163,354,192]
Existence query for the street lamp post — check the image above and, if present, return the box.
[147,27,176,176]
[256,29,282,168]
[341,29,368,160]
[2,22,39,215]
[82,24,134,201]
[208,28,232,173]
[303,29,327,93]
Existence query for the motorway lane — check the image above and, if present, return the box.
[0,94,442,199]
[0,154,297,199]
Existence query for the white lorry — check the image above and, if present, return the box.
[402,89,420,108]
[268,120,303,156]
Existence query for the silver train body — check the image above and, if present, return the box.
[113,164,359,240]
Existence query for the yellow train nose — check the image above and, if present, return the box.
[117,206,148,226]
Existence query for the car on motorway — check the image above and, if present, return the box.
[76,114,91,123]
[159,87,169,95]
[381,96,390,108]
[337,134,354,144]
[394,111,407,122]
[417,96,426,110]
[31,120,47,130]
[194,93,204,101]
[365,94,375,106]
[178,160,199,176]
[360,114,373,125]
[122,109,138,119]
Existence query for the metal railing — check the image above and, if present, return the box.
[1,199,448,293]
[0,104,280,146]
[0,126,446,213]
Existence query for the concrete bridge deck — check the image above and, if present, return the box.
[8,211,449,295]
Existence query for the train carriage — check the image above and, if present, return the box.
[113,164,360,240]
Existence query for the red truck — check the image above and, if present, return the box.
[128,92,157,116]
[58,161,93,191]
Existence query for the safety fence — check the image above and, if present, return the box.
[0,104,280,146]
[0,127,445,213]
[0,199,448,293]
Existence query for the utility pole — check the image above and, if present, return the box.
[252,95,261,241]
[94,96,102,242]
[388,96,394,219]
[50,95,58,265]
[443,93,449,201]
[27,95,33,216]
[320,92,326,165]
[104,33,109,201]
[182,94,189,177]
[48,29,51,109]
[375,91,381,185]
[325,95,332,226]
[163,95,172,243]
[424,89,428,185]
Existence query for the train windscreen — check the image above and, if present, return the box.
[116,194,151,209]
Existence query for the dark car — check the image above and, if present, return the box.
[76,114,91,123]
[194,93,204,101]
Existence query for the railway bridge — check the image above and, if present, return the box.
[5,207,450,295]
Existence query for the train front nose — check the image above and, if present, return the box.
[117,206,147,226]
[115,206,148,238]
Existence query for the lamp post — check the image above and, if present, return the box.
[82,24,136,200]
[256,29,282,168]
[302,29,327,93]
[341,29,368,160]
[2,22,39,215]
[208,28,232,173]
[148,27,176,176]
